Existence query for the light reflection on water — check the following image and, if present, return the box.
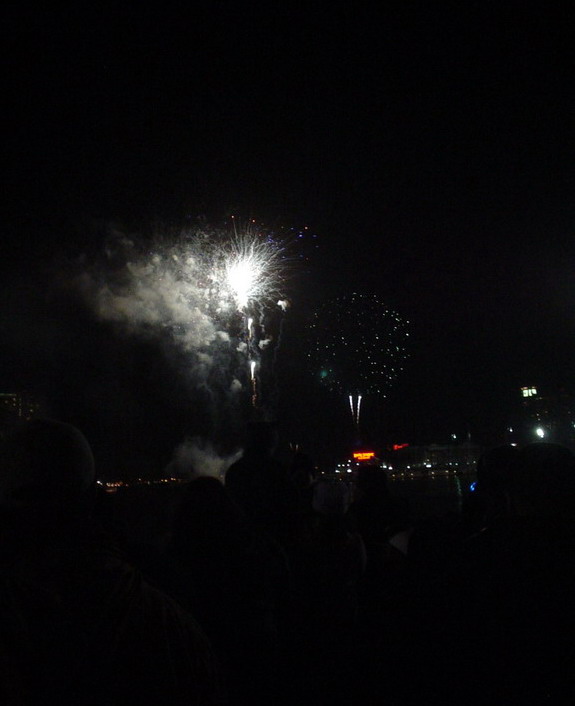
[388,471,475,521]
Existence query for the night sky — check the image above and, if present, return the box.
[3,5,575,472]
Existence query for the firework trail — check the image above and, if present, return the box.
[208,218,290,410]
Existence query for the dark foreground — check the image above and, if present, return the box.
[101,464,575,705]
[2,423,575,705]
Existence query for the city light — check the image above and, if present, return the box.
[352,451,375,461]
[535,427,546,438]
[522,386,538,397]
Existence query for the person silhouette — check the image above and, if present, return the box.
[0,418,223,706]
[225,421,299,547]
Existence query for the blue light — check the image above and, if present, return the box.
[469,481,477,492]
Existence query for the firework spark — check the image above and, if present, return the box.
[211,229,286,312]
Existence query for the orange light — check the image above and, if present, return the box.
[353,451,375,461]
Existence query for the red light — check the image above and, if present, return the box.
[392,444,409,451]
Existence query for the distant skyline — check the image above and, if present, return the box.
[3,5,575,468]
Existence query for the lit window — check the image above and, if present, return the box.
[521,387,538,397]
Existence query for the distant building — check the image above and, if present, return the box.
[517,386,575,446]
[0,392,44,437]
[390,441,483,472]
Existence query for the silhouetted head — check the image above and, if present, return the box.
[172,475,252,559]
[0,419,96,512]
[243,421,279,457]
[476,444,521,497]
[312,479,351,516]
[289,450,316,490]
[511,442,575,520]
[355,464,390,499]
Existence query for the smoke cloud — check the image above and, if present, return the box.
[165,436,243,480]
[63,224,291,471]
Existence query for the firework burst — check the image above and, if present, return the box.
[308,292,410,427]
[211,227,287,312]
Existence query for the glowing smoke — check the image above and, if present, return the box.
[79,243,220,351]
[165,436,243,480]
[74,221,294,425]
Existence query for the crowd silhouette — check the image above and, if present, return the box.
[1,418,575,704]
